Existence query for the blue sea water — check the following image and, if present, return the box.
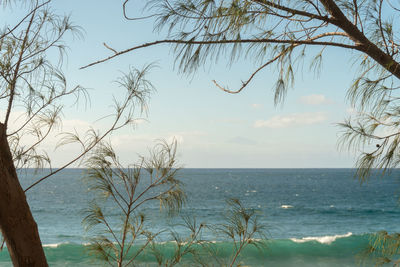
[1,168,400,266]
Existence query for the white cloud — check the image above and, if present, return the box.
[133,118,147,125]
[251,103,263,109]
[2,109,93,133]
[61,119,92,132]
[299,94,332,105]
[254,112,327,128]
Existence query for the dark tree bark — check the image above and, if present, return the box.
[319,0,400,79]
[0,123,48,267]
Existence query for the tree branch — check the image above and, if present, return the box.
[4,6,36,129]
[0,0,50,41]
[213,31,349,93]
[319,0,400,79]
[252,0,333,22]
[81,37,359,69]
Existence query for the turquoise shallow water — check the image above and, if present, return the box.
[0,234,375,266]
[1,168,400,266]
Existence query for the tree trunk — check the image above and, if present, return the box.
[0,123,48,267]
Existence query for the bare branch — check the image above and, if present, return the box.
[0,0,50,41]
[103,42,117,54]
[4,5,37,129]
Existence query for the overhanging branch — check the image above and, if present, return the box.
[212,31,350,94]
[81,37,359,69]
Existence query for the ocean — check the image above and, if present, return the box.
[1,168,400,266]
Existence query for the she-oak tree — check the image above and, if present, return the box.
[2,0,400,266]
[0,0,153,265]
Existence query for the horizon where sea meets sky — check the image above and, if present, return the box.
[1,0,361,168]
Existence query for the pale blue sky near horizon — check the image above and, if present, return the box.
[3,0,362,168]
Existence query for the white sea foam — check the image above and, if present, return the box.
[281,205,293,209]
[290,232,352,245]
[43,242,68,248]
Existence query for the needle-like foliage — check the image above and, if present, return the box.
[359,231,400,266]
[84,159,267,267]
[149,216,206,266]
[0,1,157,264]
[212,199,266,267]
[0,1,85,171]
[147,199,267,267]
[83,139,186,267]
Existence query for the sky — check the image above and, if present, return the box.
[2,0,361,168]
